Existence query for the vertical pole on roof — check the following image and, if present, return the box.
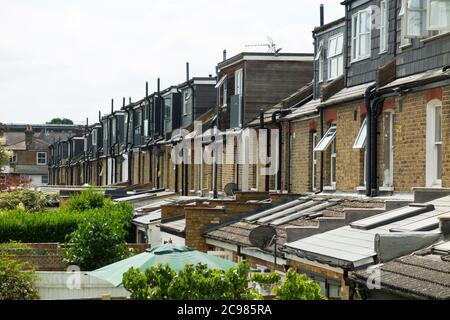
[320,4,324,27]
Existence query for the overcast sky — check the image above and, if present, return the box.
[0,0,343,125]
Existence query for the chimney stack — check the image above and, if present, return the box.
[25,125,33,146]
[146,82,149,97]
[157,78,161,94]
[223,49,227,61]
[440,215,450,239]
[111,99,114,114]
[320,4,324,27]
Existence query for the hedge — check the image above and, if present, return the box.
[0,202,134,243]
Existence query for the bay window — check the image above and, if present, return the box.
[352,9,371,62]
[327,34,344,79]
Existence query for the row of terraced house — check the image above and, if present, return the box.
[49,0,450,197]
[47,0,450,300]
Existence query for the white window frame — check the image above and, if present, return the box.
[37,152,47,165]
[235,69,243,96]
[330,139,337,188]
[426,99,443,187]
[383,111,395,188]
[327,34,344,80]
[353,118,368,149]
[353,118,368,188]
[403,0,428,38]
[183,90,191,116]
[380,0,389,53]
[315,40,324,83]
[351,8,372,62]
[427,0,450,31]
[314,125,337,152]
[92,129,97,146]
[312,132,318,191]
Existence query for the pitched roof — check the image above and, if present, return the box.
[204,195,384,257]
[352,248,450,300]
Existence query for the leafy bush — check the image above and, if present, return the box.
[0,209,87,243]
[63,203,134,271]
[66,188,112,211]
[123,262,324,301]
[123,261,262,300]
[0,200,133,244]
[0,190,58,212]
[0,244,39,300]
[273,268,323,300]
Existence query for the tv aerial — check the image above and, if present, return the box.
[245,36,282,55]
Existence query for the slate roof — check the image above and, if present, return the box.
[204,196,384,256]
[248,83,314,126]
[352,244,450,300]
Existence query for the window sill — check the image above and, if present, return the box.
[323,186,336,191]
[421,31,450,44]
[379,186,394,192]
[399,42,412,50]
[350,55,371,64]
[356,186,366,192]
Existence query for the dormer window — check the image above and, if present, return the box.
[351,8,372,62]
[400,0,450,39]
[327,34,344,80]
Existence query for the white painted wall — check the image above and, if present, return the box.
[35,272,129,300]
[160,232,185,246]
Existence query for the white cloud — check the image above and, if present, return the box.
[0,0,344,125]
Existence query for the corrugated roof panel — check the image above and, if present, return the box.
[350,204,434,230]
[270,201,337,226]
[244,198,306,222]
[258,200,316,224]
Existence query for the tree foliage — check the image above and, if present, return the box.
[123,261,262,300]
[0,189,58,212]
[66,188,112,211]
[46,118,74,125]
[63,201,134,271]
[0,242,39,300]
[123,262,324,301]
[0,147,9,171]
[273,268,323,300]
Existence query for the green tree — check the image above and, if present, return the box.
[0,147,10,173]
[0,243,39,300]
[273,268,323,300]
[63,207,133,271]
[46,118,74,125]
[123,261,263,300]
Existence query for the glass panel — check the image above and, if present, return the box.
[383,113,393,186]
[436,144,443,180]
[314,126,337,152]
[328,284,341,298]
[353,118,367,149]
[435,106,442,143]
[429,0,450,30]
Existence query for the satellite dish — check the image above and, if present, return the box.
[224,183,238,196]
[249,225,277,250]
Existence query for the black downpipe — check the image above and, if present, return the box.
[364,84,376,197]
[319,108,324,192]
[271,110,290,192]
[370,97,385,197]
[287,120,292,193]
[213,116,219,199]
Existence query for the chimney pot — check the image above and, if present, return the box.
[320,4,324,27]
